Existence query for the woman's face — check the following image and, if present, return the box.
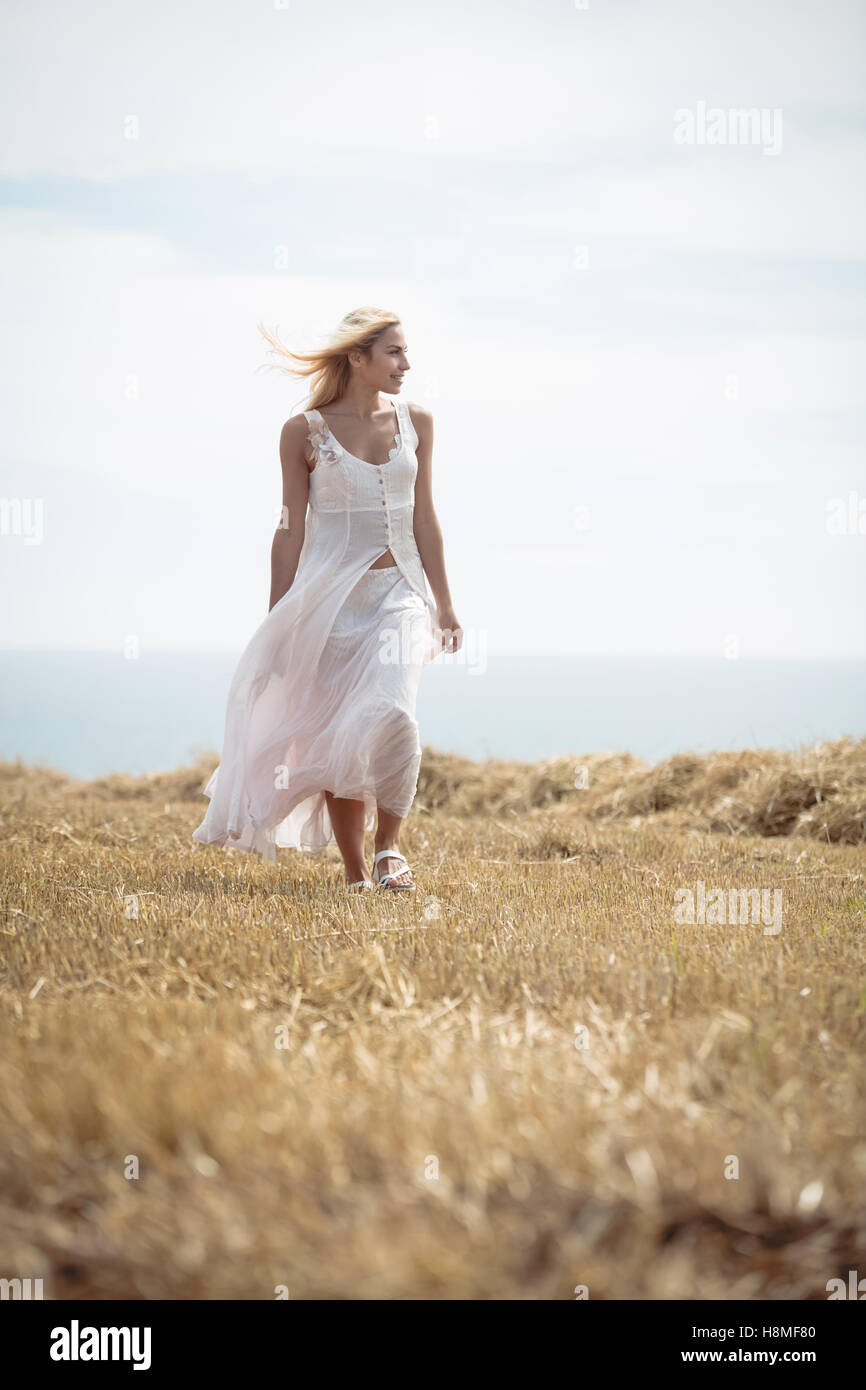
[354,326,410,393]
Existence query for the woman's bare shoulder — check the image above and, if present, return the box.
[279,412,314,468]
[405,401,433,430]
[279,412,312,444]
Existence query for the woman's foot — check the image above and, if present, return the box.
[372,847,415,890]
[343,857,374,891]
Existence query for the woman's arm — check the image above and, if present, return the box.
[268,415,310,612]
[410,404,462,652]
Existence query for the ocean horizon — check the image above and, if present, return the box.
[0,650,863,781]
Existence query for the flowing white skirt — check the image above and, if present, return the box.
[193,563,433,859]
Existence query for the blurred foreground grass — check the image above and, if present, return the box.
[1,739,864,1299]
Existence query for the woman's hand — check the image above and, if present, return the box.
[436,605,463,654]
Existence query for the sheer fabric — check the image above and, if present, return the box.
[192,397,439,860]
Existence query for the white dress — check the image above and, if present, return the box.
[192,396,439,861]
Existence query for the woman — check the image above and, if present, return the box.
[192,307,462,892]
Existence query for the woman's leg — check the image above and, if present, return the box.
[374,805,414,888]
[325,792,371,884]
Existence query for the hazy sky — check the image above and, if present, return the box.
[1,0,864,659]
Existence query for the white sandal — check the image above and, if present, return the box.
[372,849,416,892]
[346,879,376,894]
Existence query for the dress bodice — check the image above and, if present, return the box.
[304,399,419,514]
[299,398,436,624]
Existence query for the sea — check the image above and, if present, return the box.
[0,651,863,780]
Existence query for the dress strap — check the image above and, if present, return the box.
[302,408,316,453]
[303,408,334,469]
[395,398,418,452]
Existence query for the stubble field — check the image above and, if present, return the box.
[1,738,864,1299]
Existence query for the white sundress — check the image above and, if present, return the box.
[192,396,440,861]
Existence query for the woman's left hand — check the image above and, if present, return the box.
[436,605,463,654]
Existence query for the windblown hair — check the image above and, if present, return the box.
[256,306,401,411]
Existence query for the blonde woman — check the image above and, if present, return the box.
[193,308,462,892]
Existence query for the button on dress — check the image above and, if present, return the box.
[192,397,439,860]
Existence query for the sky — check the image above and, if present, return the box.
[1,0,864,660]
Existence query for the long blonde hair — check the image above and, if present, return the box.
[257,306,401,411]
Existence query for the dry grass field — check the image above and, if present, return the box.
[1,737,864,1300]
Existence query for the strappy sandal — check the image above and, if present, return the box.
[346,879,376,894]
[372,849,416,892]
